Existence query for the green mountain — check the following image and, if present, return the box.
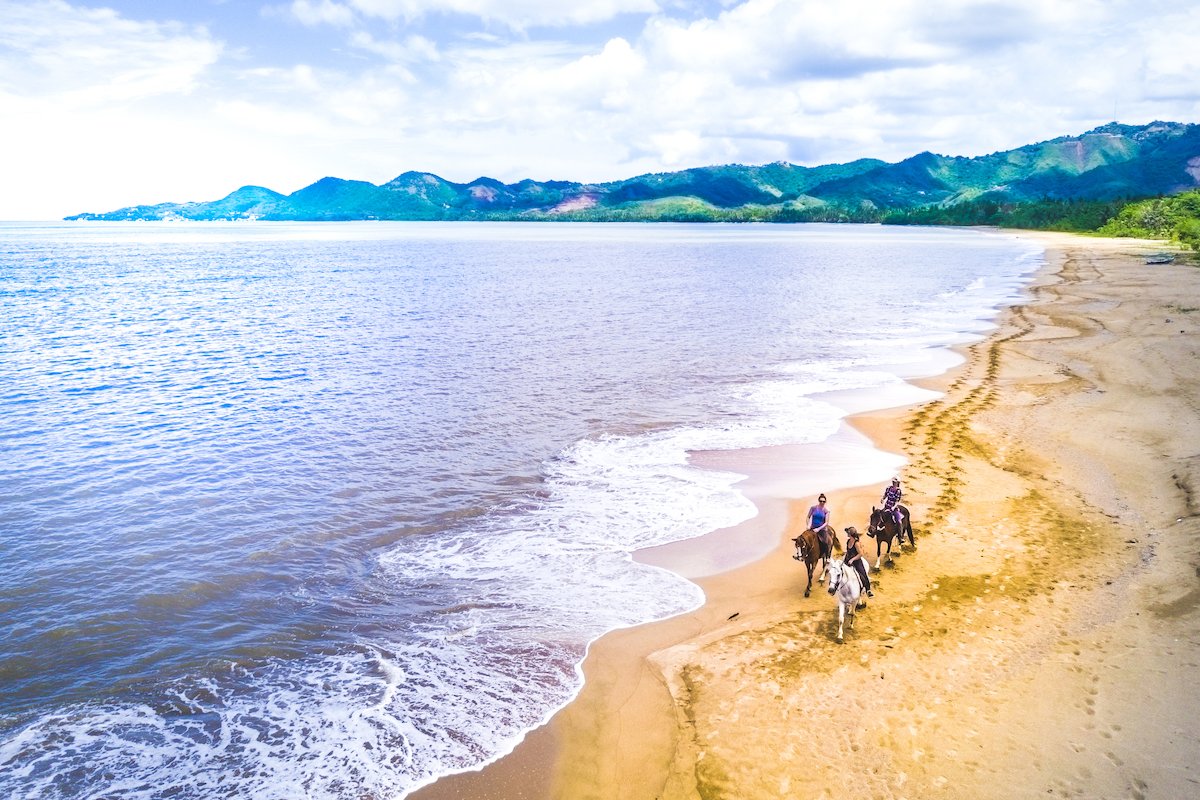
[66,121,1200,222]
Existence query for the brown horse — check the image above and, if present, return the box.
[867,505,915,569]
[792,527,834,597]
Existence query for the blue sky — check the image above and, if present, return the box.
[1,0,1198,220]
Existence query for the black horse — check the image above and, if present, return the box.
[867,505,915,569]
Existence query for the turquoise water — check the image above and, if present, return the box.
[0,222,1041,798]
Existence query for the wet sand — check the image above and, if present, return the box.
[412,233,1200,800]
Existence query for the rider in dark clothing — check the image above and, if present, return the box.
[843,527,873,597]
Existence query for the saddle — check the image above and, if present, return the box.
[815,526,840,555]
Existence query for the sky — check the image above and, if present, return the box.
[1,0,1198,220]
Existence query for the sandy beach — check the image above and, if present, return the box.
[412,232,1200,800]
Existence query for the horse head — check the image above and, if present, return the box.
[793,532,810,562]
[825,558,844,595]
[868,506,886,536]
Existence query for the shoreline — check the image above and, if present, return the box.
[411,232,1200,799]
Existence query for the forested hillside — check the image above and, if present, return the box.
[67,122,1200,226]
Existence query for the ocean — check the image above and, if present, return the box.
[0,221,1042,798]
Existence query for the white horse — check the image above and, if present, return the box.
[825,558,865,642]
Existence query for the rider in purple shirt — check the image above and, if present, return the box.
[881,477,903,528]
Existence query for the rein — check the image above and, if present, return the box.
[829,564,845,593]
[830,561,861,596]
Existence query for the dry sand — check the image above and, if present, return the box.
[412,233,1200,800]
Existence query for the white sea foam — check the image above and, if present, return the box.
[0,223,1047,800]
[0,351,996,800]
[1,370,861,798]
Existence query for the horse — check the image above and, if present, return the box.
[791,527,832,597]
[825,557,864,642]
[867,505,914,570]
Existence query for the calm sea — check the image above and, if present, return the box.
[0,222,1041,798]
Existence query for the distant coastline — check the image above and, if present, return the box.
[67,121,1200,227]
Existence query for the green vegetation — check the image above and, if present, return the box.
[1097,190,1200,250]
[882,197,1128,232]
[884,191,1200,250]
[529,196,881,223]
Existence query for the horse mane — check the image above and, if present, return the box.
[795,528,818,561]
[831,557,861,593]
[793,534,809,561]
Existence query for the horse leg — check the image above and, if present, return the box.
[836,603,845,642]
[901,509,914,548]
[804,563,813,598]
[874,540,882,571]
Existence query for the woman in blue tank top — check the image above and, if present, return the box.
[806,494,836,551]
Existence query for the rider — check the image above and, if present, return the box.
[843,526,873,597]
[881,477,904,530]
[806,493,836,552]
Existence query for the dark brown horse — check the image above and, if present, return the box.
[867,505,914,569]
[792,527,834,597]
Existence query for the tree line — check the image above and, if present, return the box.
[883,190,1200,250]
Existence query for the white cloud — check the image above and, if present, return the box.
[0,1,231,219]
[2,0,1199,219]
[1135,8,1200,103]
[215,98,334,137]
[242,64,325,93]
[493,38,645,113]
[286,0,664,29]
[345,0,660,28]
[289,0,357,28]
[0,0,221,105]
[643,0,956,84]
[350,31,440,65]
[616,0,1200,165]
